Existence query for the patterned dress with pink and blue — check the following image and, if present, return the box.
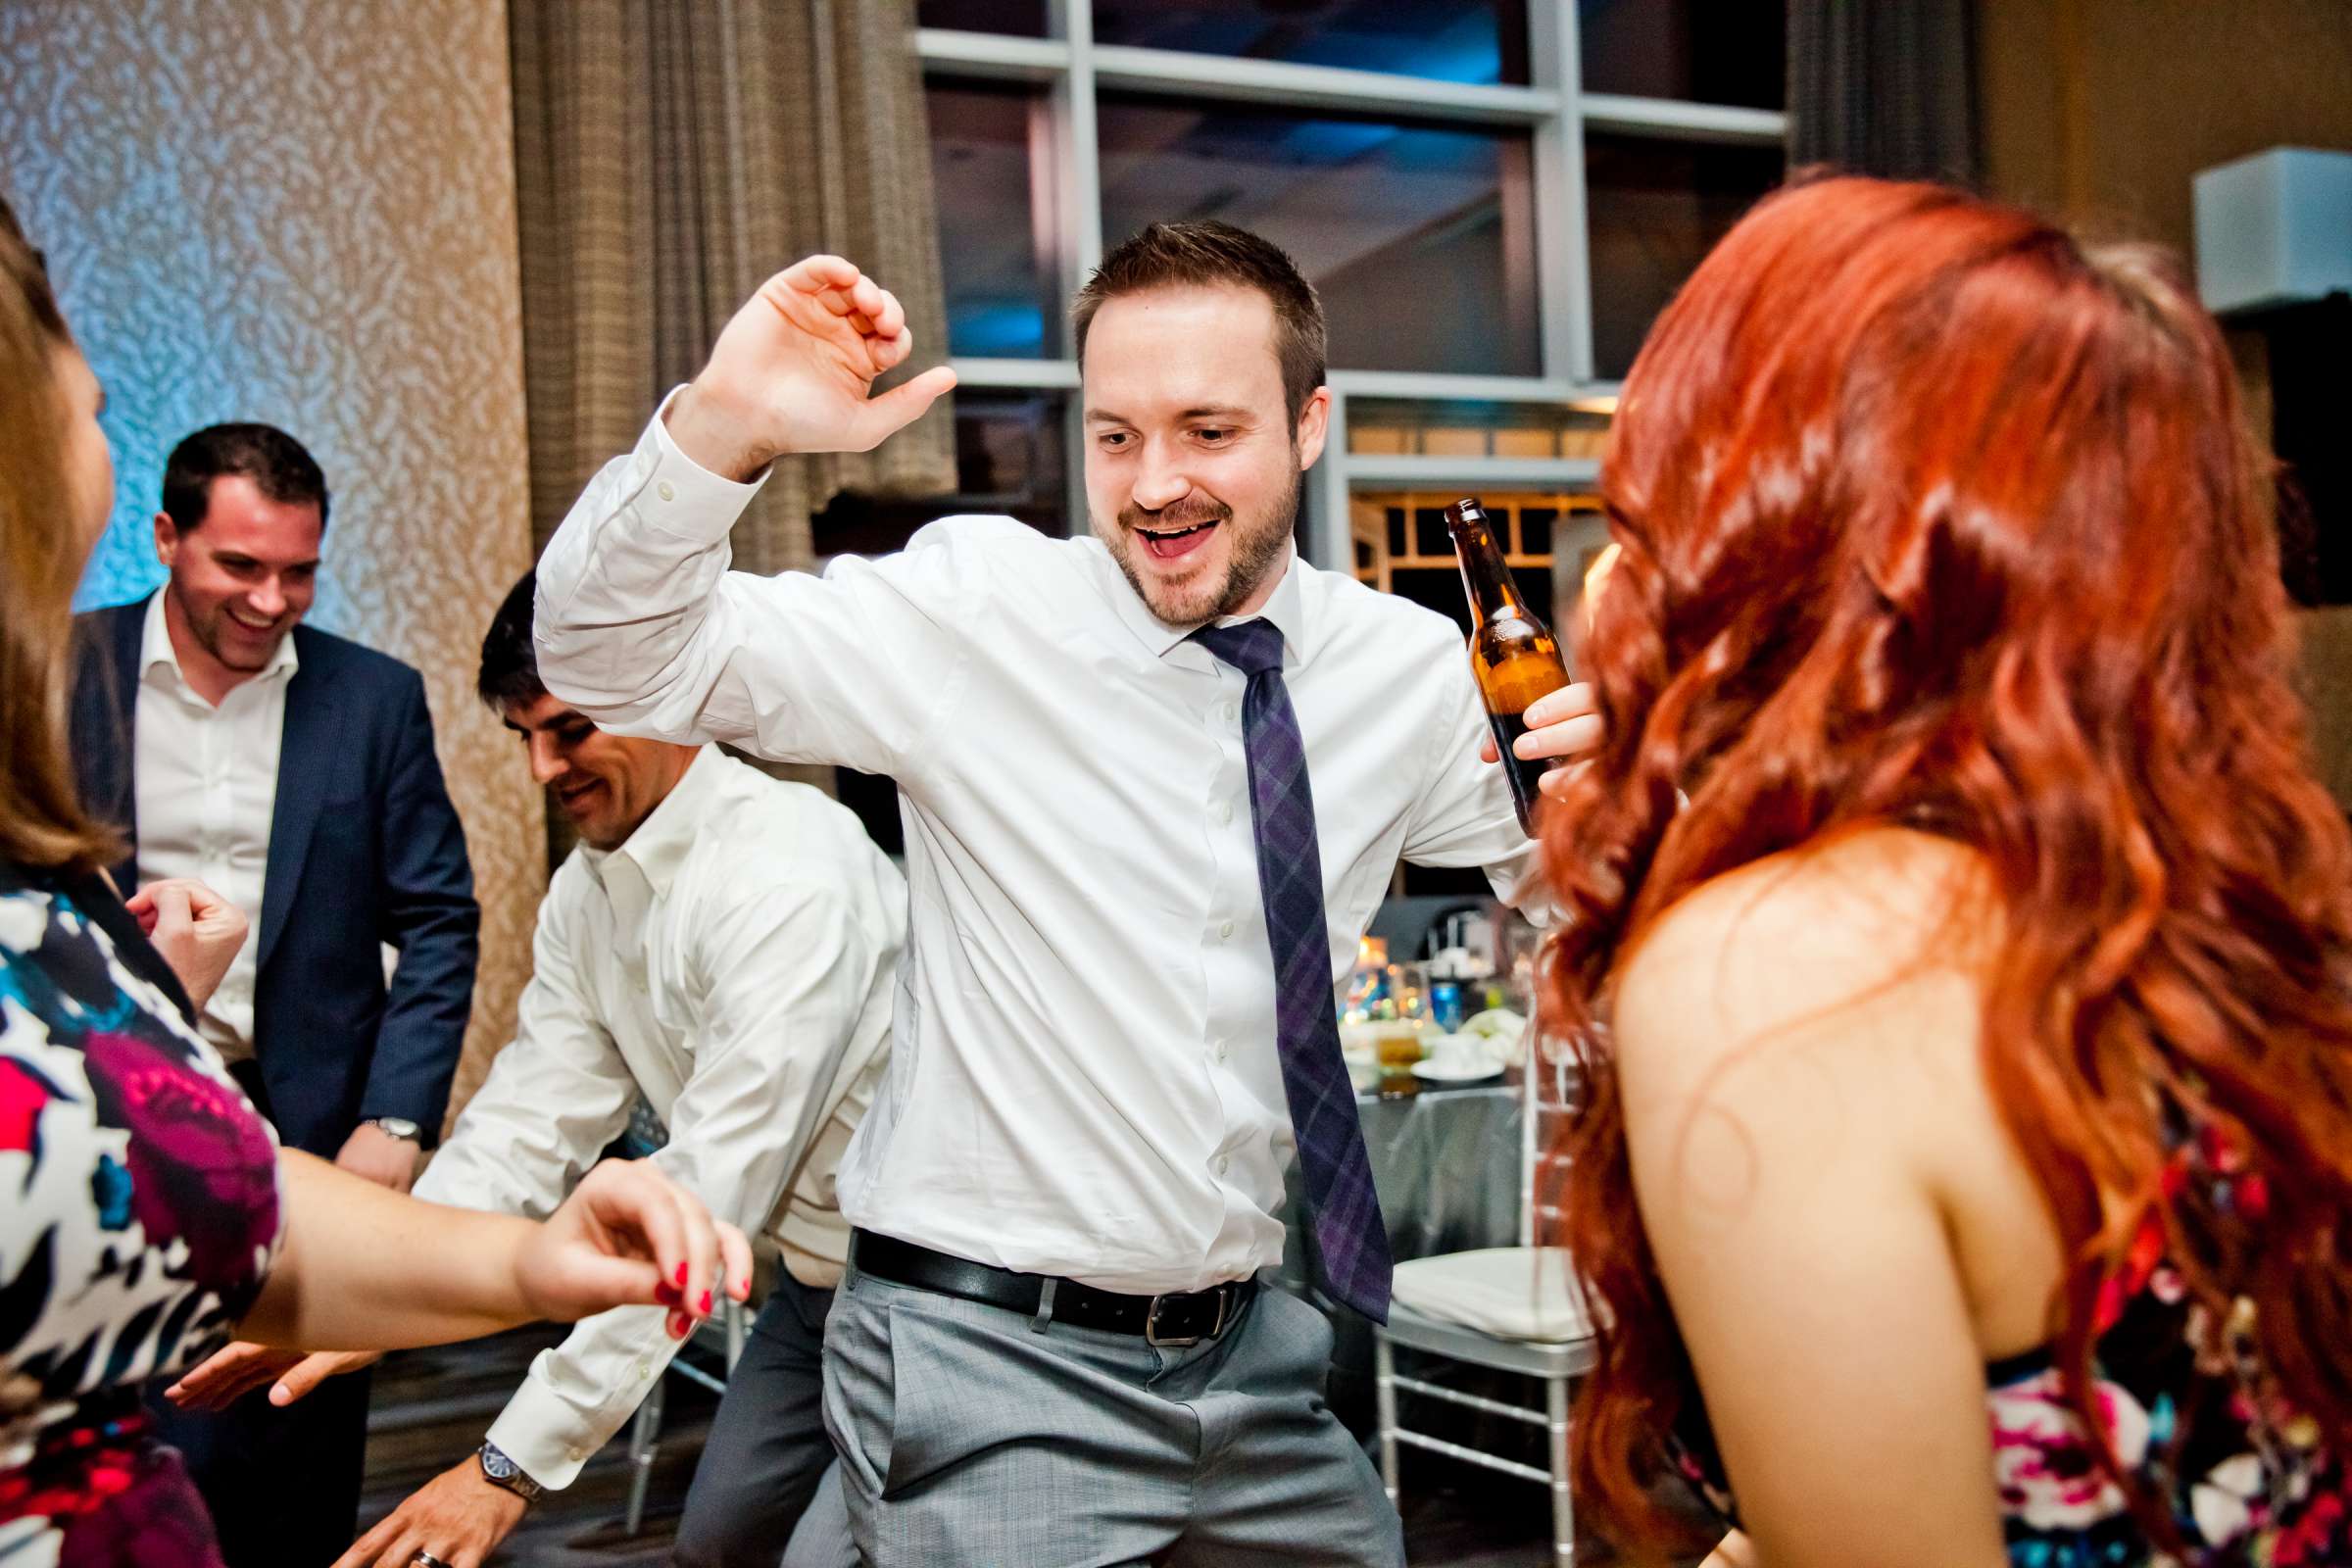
[0,863,282,1568]
[1679,1123,2348,1565]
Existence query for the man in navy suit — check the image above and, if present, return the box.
[69,423,479,1568]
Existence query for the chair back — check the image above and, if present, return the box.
[1518,1020,1579,1249]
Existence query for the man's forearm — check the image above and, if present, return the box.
[481,1304,690,1490]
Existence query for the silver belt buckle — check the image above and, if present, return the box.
[1144,1287,1228,1348]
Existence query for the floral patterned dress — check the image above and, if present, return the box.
[1677,1129,2349,1566]
[0,861,282,1568]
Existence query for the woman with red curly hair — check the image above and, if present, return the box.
[1545,174,2352,1567]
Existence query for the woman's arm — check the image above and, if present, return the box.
[236,1151,750,1352]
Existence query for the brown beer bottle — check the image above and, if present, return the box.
[1446,498,1570,834]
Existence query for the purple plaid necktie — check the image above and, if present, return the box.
[1194,619,1393,1322]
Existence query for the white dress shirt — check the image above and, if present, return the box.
[536,407,1541,1296]
[132,587,295,1062]
[413,745,904,1488]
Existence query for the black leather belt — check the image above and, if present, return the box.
[851,1229,1255,1348]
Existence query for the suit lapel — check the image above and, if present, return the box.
[258,641,338,972]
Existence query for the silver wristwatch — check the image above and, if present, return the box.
[477,1441,545,1502]
[370,1116,422,1143]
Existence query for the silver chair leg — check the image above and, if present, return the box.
[1374,1331,1400,1506]
[624,1374,666,1536]
[724,1296,747,1371]
[1546,1374,1573,1568]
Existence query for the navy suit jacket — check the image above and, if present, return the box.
[69,598,478,1155]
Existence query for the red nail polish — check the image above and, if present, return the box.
[668,1311,687,1339]
[675,1261,688,1288]
[698,1289,712,1315]
[655,1283,680,1307]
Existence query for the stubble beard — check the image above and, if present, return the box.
[1099,464,1302,627]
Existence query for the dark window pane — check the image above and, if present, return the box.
[1387,506,1408,557]
[1385,556,1552,638]
[918,0,1047,34]
[926,81,1056,358]
[1520,505,1554,556]
[812,390,1070,561]
[1413,507,1451,560]
[1093,0,1530,84]
[1098,96,1541,376]
[1579,0,1787,109]
[1585,132,1783,379]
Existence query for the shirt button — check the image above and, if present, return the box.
[1215,802,1235,826]
[1218,920,1235,940]
[1211,1040,1228,1063]
[1223,703,1240,723]
[569,1446,588,1462]
[1215,1155,1231,1176]
[658,480,676,502]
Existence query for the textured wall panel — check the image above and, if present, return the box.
[1,0,544,1123]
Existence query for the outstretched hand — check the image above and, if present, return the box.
[165,1342,379,1411]
[331,1454,527,1568]
[516,1157,754,1337]
[665,255,958,481]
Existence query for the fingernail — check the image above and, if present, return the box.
[698,1289,712,1315]
[675,1261,688,1288]
[736,1276,752,1300]
[655,1283,680,1307]
[668,1311,688,1339]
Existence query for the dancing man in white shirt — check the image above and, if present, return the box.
[169,572,902,1568]
[533,222,1600,1566]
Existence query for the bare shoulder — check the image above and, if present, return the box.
[1612,828,1997,1179]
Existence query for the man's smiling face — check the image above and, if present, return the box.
[1081,282,1328,625]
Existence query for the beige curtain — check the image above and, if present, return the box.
[508,0,956,587]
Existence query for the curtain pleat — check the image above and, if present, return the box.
[1788,0,1979,183]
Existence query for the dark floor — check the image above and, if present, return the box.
[358,1325,1610,1566]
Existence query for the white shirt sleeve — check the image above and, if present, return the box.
[530,398,972,779]
[1398,652,1551,917]
[481,883,896,1490]
[413,887,636,1221]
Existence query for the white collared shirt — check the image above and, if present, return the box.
[132,588,297,1062]
[536,406,1541,1296]
[414,745,905,1488]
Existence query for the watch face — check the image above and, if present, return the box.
[374,1118,421,1141]
[481,1446,539,1495]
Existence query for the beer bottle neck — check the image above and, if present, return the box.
[1450,514,1528,621]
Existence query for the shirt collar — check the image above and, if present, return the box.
[138,586,301,692]
[591,744,724,904]
[1100,541,1312,667]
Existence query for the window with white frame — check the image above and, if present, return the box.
[821,2,1786,867]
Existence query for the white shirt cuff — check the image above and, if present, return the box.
[483,1347,669,1492]
[634,384,769,547]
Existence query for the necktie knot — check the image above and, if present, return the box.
[1190,619,1285,678]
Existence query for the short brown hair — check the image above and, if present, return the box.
[0,194,119,871]
[1072,220,1327,425]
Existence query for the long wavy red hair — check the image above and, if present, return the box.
[1544,174,2352,1553]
